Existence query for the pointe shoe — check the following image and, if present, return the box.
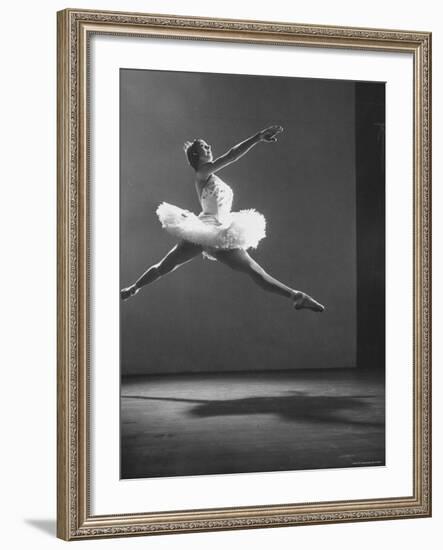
[293,291,325,312]
[121,284,139,301]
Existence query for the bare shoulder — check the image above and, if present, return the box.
[195,168,213,191]
[195,162,215,182]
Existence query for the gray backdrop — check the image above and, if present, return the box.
[120,69,356,375]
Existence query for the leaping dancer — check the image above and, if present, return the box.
[121,125,324,312]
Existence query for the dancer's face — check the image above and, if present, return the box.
[196,140,213,163]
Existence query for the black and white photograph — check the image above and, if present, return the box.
[2,0,438,544]
[119,68,386,479]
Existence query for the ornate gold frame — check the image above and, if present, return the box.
[57,8,432,540]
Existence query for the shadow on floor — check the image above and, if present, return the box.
[122,391,384,428]
[24,518,56,537]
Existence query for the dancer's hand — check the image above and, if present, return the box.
[258,125,284,143]
[121,284,139,301]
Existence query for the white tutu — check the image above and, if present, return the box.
[156,202,266,257]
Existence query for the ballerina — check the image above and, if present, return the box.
[121,125,324,312]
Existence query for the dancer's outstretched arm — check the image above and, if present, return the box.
[198,125,283,179]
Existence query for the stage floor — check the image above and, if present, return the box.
[120,368,385,479]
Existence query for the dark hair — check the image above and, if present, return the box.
[183,139,202,169]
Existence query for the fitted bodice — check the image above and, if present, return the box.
[199,176,234,220]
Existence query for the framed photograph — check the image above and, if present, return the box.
[57,8,431,540]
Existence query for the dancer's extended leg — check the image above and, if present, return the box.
[121,240,202,300]
[213,248,324,311]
